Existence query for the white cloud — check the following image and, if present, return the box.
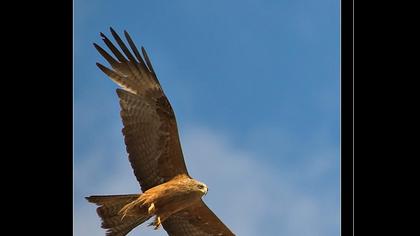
[74,125,339,236]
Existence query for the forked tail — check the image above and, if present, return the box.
[86,194,151,236]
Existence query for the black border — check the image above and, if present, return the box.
[43,1,74,234]
[341,0,354,235]
[15,0,74,234]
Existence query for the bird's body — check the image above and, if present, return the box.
[122,174,208,227]
[86,28,235,236]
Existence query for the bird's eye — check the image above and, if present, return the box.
[198,185,204,189]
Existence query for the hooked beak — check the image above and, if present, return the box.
[200,185,208,196]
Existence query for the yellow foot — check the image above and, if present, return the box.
[148,203,156,214]
[154,216,161,230]
[147,215,162,229]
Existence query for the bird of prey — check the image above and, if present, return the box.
[86,28,235,236]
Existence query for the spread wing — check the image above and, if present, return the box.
[162,200,235,236]
[95,28,189,191]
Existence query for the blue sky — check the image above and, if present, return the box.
[74,0,340,235]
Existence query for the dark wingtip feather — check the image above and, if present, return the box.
[141,46,155,74]
[110,28,137,63]
[96,63,110,74]
[100,29,128,62]
[93,43,101,51]
[110,27,118,38]
[110,28,121,43]
[124,30,146,66]
[94,42,120,66]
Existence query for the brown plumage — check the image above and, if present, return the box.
[86,28,235,236]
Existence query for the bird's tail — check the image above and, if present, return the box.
[86,194,152,236]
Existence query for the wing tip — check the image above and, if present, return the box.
[96,63,114,77]
[96,62,105,70]
[93,42,101,51]
[110,27,118,38]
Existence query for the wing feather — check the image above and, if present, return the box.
[95,28,189,191]
[162,200,235,236]
[141,46,156,75]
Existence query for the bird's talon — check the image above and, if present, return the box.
[154,216,161,230]
[148,203,156,214]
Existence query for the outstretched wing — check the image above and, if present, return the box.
[95,28,189,191]
[163,200,235,236]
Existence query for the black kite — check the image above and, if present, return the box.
[86,28,235,236]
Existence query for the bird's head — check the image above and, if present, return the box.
[192,180,208,196]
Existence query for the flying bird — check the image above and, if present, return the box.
[86,28,235,236]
